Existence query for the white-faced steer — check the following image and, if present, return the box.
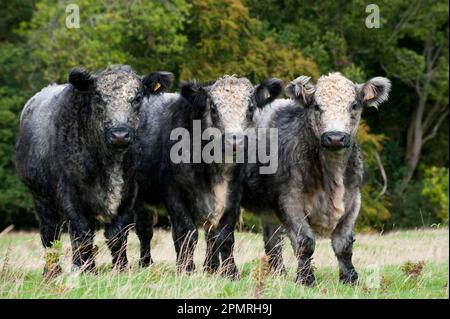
[14,65,173,274]
[134,75,282,279]
[242,73,391,285]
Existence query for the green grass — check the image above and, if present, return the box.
[0,228,448,299]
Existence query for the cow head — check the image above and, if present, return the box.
[286,73,391,151]
[180,75,282,137]
[68,65,173,151]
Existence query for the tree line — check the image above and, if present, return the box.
[0,0,448,231]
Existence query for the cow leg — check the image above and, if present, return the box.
[287,228,315,286]
[172,217,198,273]
[134,200,154,267]
[204,222,239,280]
[332,191,360,285]
[279,202,316,286]
[204,225,239,280]
[105,211,133,271]
[164,187,198,273]
[60,189,96,272]
[204,195,241,280]
[217,223,239,280]
[332,229,358,285]
[215,181,243,280]
[204,228,221,274]
[35,198,63,249]
[262,222,285,275]
[67,216,95,272]
[34,197,63,275]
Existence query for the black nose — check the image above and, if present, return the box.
[107,128,133,147]
[321,131,350,150]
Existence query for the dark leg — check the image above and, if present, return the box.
[67,220,95,272]
[172,221,198,273]
[279,199,316,286]
[105,211,133,271]
[209,181,243,280]
[204,203,240,280]
[332,230,358,284]
[262,222,285,275]
[204,228,221,273]
[204,225,239,280]
[332,191,360,285]
[218,224,239,280]
[288,230,315,285]
[164,186,198,273]
[35,198,63,249]
[134,200,154,267]
[60,190,96,272]
[34,198,63,276]
[204,222,239,280]
[291,232,315,286]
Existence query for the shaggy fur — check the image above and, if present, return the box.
[242,73,391,285]
[134,76,283,279]
[14,65,173,273]
[208,75,254,133]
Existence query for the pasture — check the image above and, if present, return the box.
[0,227,448,299]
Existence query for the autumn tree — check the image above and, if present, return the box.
[0,0,447,230]
[179,0,318,82]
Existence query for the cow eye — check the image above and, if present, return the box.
[350,102,358,111]
[314,103,321,112]
[210,105,218,117]
[133,93,143,105]
[94,92,104,105]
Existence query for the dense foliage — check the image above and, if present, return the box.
[0,0,448,231]
[422,166,449,224]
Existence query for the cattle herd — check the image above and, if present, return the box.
[14,65,391,286]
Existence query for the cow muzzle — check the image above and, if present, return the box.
[106,126,135,149]
[321,131,350,150]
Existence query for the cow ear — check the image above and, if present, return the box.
[142,71,174,96]
[358,77,391,109]
[285,75,315,106]
[180,81,208,110]
[68,67,94,92]
[255,78,283,108]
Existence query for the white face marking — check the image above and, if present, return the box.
[95,71,141,129]
[313,73,360,135]
[208,76,254,134]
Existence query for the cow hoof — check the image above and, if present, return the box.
[296,273,316,286]
[204,263,220,274]
[340,269,358,285]
[229,271,240,281]
[221,265,240,281]
[139,258,154,268]
[185,261,196,273]
[178,261,196,274]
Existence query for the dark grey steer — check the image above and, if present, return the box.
[134,75,282,279]
[14,65,173,274]
[242,73,391,285]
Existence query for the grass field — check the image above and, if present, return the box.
[0,227,448,299]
